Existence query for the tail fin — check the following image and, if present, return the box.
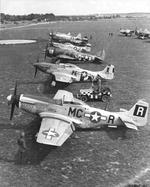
[99,65,115,80]
[76,33,82,40]
[84,46,91,52]
[96,49,106,61]
[127,100,149,127]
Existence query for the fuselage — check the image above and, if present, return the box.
[51,33,88,46]
[52,42,91,53]
[120,29,134,36]
[18,94,123,129]
[34,62,101,82]
[47,47,100,63]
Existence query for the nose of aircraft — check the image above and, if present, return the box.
[33,63,48,69]
[7,94,12,105]
[33,63,40,68]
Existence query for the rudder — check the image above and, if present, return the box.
[127,100,149,126]
[99,65,115,80]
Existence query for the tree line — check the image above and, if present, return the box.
[0,13,121,23]
[0,13,56,23]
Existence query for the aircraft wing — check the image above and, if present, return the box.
[57,54,75,60]
[37,112,76,146]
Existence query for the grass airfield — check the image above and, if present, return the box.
[0,18,150,186]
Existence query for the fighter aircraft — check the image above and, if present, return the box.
[44,45,105,63]
[50,41,91,53]
[135,28,150,39]
[49,32,89,45]
[7,86,149,146]
[33,62,114,86]
[119,28,135,36]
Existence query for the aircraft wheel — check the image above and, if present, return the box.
[101,95,109,102]
[81,95,88,102]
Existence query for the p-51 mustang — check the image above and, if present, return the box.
[135,28,150,39]
[49,32,89,46]
[44,45,105,63]
[120,28,135,36]
[7,87,149,146]
[33,62,114,86]
[50,41,91,53]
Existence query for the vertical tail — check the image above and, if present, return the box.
[127,100,149,127]
[96,49,106,61]
[76,33,82,40]
[98,65,115,80]
[84,46,91,52]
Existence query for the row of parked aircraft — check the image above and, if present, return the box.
[7,31,149,147]
[120,28,150,39]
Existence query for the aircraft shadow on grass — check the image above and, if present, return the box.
[0,117,138,165]
[76,126,137,140]
[15,119,137,165]
[14,117,57,165]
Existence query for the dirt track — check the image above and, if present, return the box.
[0,18,150,187]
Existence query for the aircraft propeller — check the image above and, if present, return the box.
[33,57,39,78]
[44,43,49,60]
[7,82,20,120]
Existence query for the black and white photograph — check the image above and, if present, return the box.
[0,0,150,186]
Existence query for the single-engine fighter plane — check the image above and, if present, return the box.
[44,45,105,63]
[7,86,149,146]
[49,32,89,45]
[33,62,114,86]
[120,28,134,36]
[135,28,150,39]
[50,41,91,53]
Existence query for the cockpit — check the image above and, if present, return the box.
[53,90,87,106]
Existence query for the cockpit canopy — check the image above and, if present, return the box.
[53,90,86,105]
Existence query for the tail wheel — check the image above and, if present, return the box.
[101,95,109,102]
[81,95,88,102]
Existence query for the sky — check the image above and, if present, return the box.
[1,0,150,15]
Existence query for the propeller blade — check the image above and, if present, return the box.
[14,81,17,96]
[36,56,39,63]
[44,44,49,60]
[44,51,47,60]
[9,81,19,120]
[34,66,38,78]
[10,103,15,120]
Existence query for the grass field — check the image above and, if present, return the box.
[0,18,150,187]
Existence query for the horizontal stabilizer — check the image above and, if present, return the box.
[124,122,138,130]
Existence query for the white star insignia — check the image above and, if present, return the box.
[82,71,87,77]
[90,112,101,123]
